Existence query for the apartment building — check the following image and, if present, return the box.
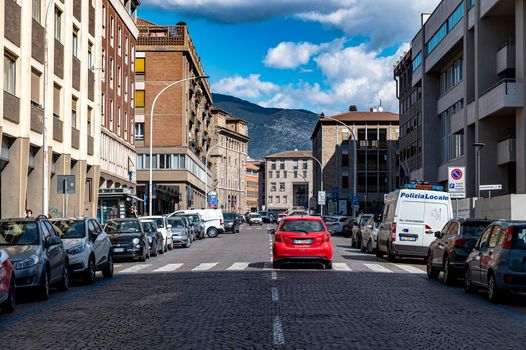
[209,108,249,212]
[0,0,101,218]
[246,160,261,212]
[311,109,399,215]
[134,19,212,214]
[98,0,140,221]
[264,151,313,213]
[395,0,526,197]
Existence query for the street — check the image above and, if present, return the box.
[2,224,526,349]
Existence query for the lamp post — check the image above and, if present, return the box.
[473,142,486,199]
[320,115,358,216]
[205,141,227,208]
[148,75,209,216]
[305,155,324,215]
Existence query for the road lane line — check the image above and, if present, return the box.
[332,263,352,271]
[113,264,123,268]
[119,264,151,273]
[192,263,218,271]
[153,263,183,272]
[226,262,250,271]
[271,287,279,302]
[271,271,277,280]
[263,261,273,270]
[393,264,426,274]
[364,263,393,273]
[273,316,285,346]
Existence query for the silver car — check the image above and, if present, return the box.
[360,217,380,253]
[167,217,191,248]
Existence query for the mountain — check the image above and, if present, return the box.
[212,93,320,160]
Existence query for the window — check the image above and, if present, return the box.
[101,49,105,81]
[54,8,62,41]
[109,100,114,131]
[440,100,464,161]
[110,16,114,47]
[87,107,93,136]
[102,5,106,36]
[31,69,41,104]
[32,0,41,23]
[109,58,114,88]
[425,3,464,56]
[294,170,298,178]
[124,112,128,138]
[276,196,280,204]
[279,183,285,191]
[412,52,422,71]
[88,43,93,69]
[117,107,121,134]
[125,35,129,63]
[283,196,288,204]
[118,26,122,54]
[135,123,144,140]
[117,66,121,95]
[283,170,287,178]
[489,226,502,248]
[303,170,307,178]
[135,90,144,108]
[72,29,79,58]
[271,160,276,170]
[276,171,280,178]
[280,160,285,169]
[4,54,16,95]
[268,196,273,204]
[71,97,77,128]
[124,74,128,101]
[53,84,61,118]
[268,171,272,178]
[342,154,349,167]
[271,183,276,191]
[293,160,298,169]
[136,58,145,74]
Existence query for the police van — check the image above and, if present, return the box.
[376,184,453,261]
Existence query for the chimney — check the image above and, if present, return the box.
[349,105,357,112]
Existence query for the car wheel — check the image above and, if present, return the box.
[168,239,174,250]
[164,241,168,253]
[151,242,158,257]
[350,236,356,248]
[140,249,147,262]
[464,267,476,294]
[324,261,333,270]
[360,239,366,252]
[0,273,16,313]
[146,247,151,259]
[366,240,373,254]
[102,253,114,278]
[443,257,456,286]
[57,264,69,292]
[387,249,397,262]
[38,268,50,301]
[488,273,504,303]
[207,227,219,238]
[83,256,96,284]
[426,252,439,279]
[375,246,383,258]
[185,238,192,248]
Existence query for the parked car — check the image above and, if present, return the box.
[178,216,196,242]
[105,219,150,261]
[186,213,206,239]
[351,214,374,248]
[325,216,350,235]
[170,209,224,238]
[341,218,356,238]
[139,219,163,257]
[141,216,174,252]
[360,216,381,253]
[270,215,333,269]
[277,214,287,224]
[427,219,493,284]
[0,249,16,312]
[223,212,241,233]
[259,211,272,223]
[0,218,69,300]
[51,218,114,284]
[376,185,453,261]
[464,221,526,302]
[167,217,192,248]
[247,213,263,226]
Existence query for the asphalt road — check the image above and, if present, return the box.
[2,224,526,349]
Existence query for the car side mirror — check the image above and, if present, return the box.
[48,236,62,246]
[434,231,441,238]
[267,228,275,235]
[167,224,173,229]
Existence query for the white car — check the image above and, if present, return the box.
[247,213,263,225]
[141,216,174,252]
[169,209,224,238]
[360,217,380,253]
[50,218,114,283]
[325,216,351,235]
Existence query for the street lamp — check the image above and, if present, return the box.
[473,142,486,199]
[320,115,358,216]
[205,141,227,208]
[305,155,324,215]
[148,75,209,215]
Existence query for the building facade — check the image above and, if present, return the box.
[396,0,526,196]
[209,108,249,213]
[246,160,261,212]
[264,151,313,213]
[0,0,103,218]
[311,110,399,215]
[134,19,212,214]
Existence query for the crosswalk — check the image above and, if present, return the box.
[115,261,426,275]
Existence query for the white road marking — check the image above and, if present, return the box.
[271,271,277,280]
[393,264,426,274]
[113,264,123,268]
[271,287,279,302]
[153,263,183,272]
[192,263,218,271]
[119,264,151,273]
[332,263,352,271]
[364,263,393,273]
[226,262,250,271]
[273,316,285,346]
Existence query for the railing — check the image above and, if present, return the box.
[480,78,516,97]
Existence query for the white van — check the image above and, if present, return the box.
[376,185,453,261]
[169,209,224,238]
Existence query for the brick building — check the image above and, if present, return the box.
[246,160,261,212]
[134,19,212,214]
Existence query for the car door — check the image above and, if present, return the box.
[471,226,493,284]
[89,220,106,266]
[480,225,502,286]
[43,221,62,283]
[431,222,450,266]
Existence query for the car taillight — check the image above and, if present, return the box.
[323,234,330,242]
[452,238,467,248]
[391,223,397,242]
[424,224,433,232]
[220,219,223,225]
[275,234,283,242]
[502,227,514,249]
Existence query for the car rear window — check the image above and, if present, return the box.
[280,220,325,233]
[223,213,235,220]
[52,219,86,239]
[513,227,526,249]
[0,221,39,245]
[168,218,185,228]
[461,221,490,238]
[105,220,141,234]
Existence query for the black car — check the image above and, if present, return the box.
[0,217,69,300]
[223,212,240,233]
[140,219,163,257]
[105,219,150,261]
[427,218,493,284]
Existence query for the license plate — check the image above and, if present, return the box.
[400,236,417,241]
[293,239,312,245]
[113,248,125,253]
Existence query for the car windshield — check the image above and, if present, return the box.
[259,212,267,216]
[168,219,185,228]
[461,222,490,238]
[141,222,155,232]
[154,218,164,228]
[105,220,141,234]
[513,227,526,250]
[190,215,200,223]
[0,221,39,245]
[52,219,85,239]
[360,216,372,227]
[224,213,235,220]
[280,220,325,233]
[250,214,261,219]
[325,217,337,223]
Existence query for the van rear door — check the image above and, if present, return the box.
[396,198,425,247]
[422,192,452,250]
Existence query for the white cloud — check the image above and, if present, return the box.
[263,39,344,69]
[212,74,279,99]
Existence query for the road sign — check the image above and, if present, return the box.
[207,191,218,208]
[480,184,502,191]
[351,196,360,206]
[448,167,465,199]
[57,175,75,194]
[318,191,326,205]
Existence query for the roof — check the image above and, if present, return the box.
[322,111,399,123]
[246,162,260,171]
[265,150,312,159]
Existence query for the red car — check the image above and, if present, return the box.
[0,249,16,313]
[271,216,333,269]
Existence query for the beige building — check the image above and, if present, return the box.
[264,151,313,213]
[246,160,261,211]
[0,0,103,218]
[209,108,249,212]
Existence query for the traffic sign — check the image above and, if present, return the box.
[207,191,218,208]
[480,184,502,191]
[352,196,360,206]
[318,191,326,205]
[448,167,465,199]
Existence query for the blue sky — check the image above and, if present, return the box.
[139,0,440,115]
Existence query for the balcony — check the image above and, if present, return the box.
[479,79,523,120]
[480,0,513,18]
[30,102,43,133]
[53,117,63,142]
[496,44,515,74]
[87,136,94,156]
[71,128,80,149]
[497,136,516,165]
